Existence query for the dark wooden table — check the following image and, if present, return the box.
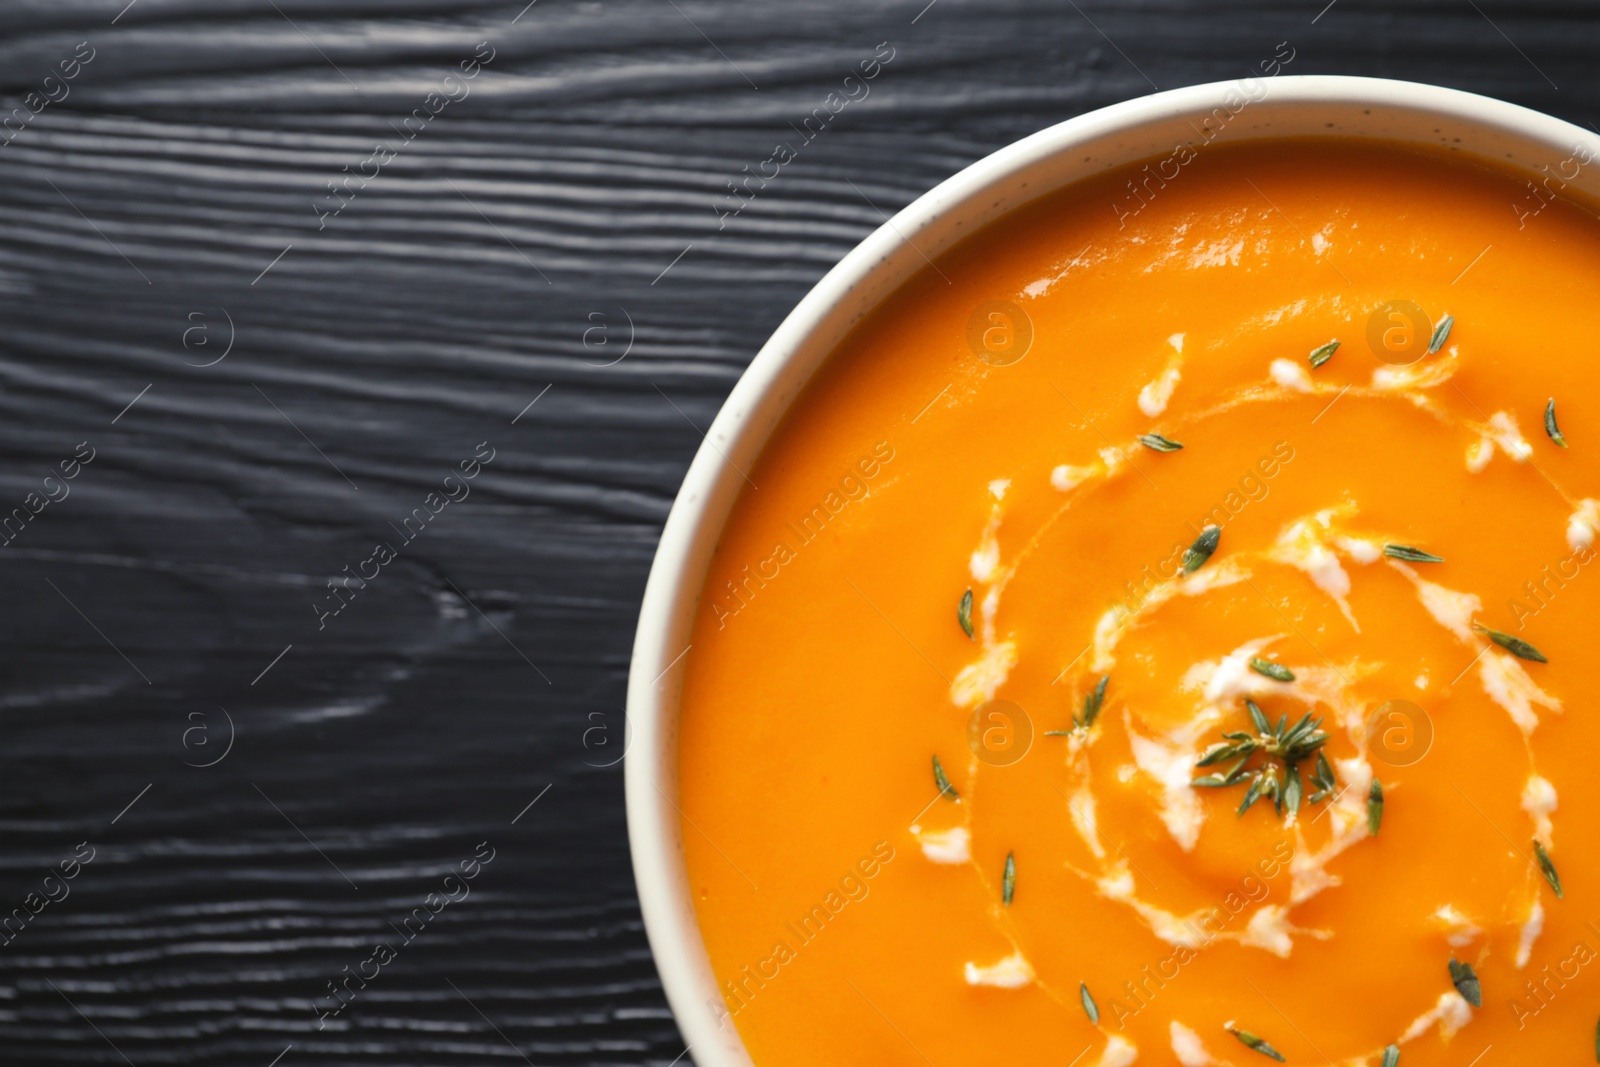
[0,1,1586,1063]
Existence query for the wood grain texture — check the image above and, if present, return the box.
[0,0,1589,1062]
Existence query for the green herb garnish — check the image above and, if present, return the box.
[1002,851,1015,906]
[1249,657,1294,682]
[1138,433,1184,452]
[1381,1044,1399,1067]
[1235,770,1275,816]
[1534,838,1563,899]
[1227,1027,1286,1062]
[1384,544,1444,563]
[1449,958,1482,1007]
[1281,761,1302,817]
[1308,340,1340,368]
[1182,526,1221,573]
[1368,778,1384,836]
[1079,982,1099,1025]
[1475,624,1547,663]
[1307,750,1337,804]
[1193,700,1332,822]
[1076,675,1109,729]
[1547,398,1568,448]
[958,588,974,640]
[1249,699,1271,734]
[933,755,958,801]
[1428,313,1454,354]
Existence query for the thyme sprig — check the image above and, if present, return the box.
[1077,675,1109,729]
[1192,700,1333,820]
[1046,675,1111,737]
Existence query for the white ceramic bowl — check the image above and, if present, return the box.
[625,75,1600,1067]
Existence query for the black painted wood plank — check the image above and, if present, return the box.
[0,0,1590,1063]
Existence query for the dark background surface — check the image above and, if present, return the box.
[0,0,1588,1063]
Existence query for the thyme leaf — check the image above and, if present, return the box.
[1197,739,1257,768]
[958,588,974,640]
[1138,433,1184,452]
[1547,398,1569,448]
[1182,526,1221,573]
[1381,1044,1399,1067]
[1534,838,1563,899]
[1475,624,1548,663]
[932,755,958,801]
[1079,982,1099,1025]
[1002,851,1015,906]
[1247,699,1271,734]
[1227,1027,1287,1062]
[1384,544,1445,563]
[1449,958,1482,1007]
[1428,313,1454,354]
[1192,772,1236,787]
[1309,340,1340,368]
[1368,778,1384,837]
[1249,657,1295,682]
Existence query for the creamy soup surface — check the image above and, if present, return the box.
[676,137,1600,1066]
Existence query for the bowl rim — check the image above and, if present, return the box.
[625,74,1600,1067]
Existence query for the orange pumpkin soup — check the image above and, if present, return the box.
[676,137,1600,1066]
